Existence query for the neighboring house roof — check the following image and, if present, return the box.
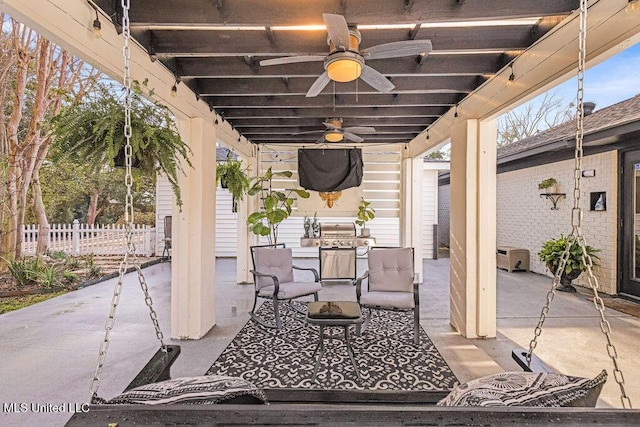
[498,94,640,160]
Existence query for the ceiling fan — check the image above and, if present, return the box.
[260,13,432,97]
[296,118,376,143]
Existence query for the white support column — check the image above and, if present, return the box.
[171,117,217,339]
[400,154,424,282]
[449,119,497,338]
[236,155,258,284]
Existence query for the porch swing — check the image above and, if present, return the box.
[85,0,266,409]
[68,0,638,424]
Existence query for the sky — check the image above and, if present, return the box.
[535,41,640,112]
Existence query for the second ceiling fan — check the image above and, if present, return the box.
[296,118,376,143]
[260,13,432,97]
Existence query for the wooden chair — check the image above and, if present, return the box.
[356,247,420,344]
[250,244,322,330]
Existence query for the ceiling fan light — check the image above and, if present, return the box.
[327,59,362,82]
[325,130,343,142]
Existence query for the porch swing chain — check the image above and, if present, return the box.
[525,0,631,409]
[89,0,167,403]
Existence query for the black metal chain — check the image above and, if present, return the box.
[526,0,631,409]
[89,0,166,403]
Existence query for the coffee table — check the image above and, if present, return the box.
[306,301,363,384]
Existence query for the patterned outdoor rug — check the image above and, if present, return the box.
[206,302,459,395]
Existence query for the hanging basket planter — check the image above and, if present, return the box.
[113,148,141,169]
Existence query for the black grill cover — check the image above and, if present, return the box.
[298,148,363,192]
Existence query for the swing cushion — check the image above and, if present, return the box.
[437,370,607,407]
[107,375,267,405]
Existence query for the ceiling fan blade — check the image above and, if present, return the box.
[314,135,326,144]
[293,130,324,135]
[343,131,364,143]
[322,121,339,130]
[360,65,395,93]
[361,40,433,60]
[306,71,331,97]
[260,55,325,66]
[323,13,350,50]
[344,126,376,134]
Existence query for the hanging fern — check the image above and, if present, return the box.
[49,81,192,207]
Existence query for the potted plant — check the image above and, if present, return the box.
[355,197,375,237]
[51,81,192,207]
[537,234,600,293]
[538,178,559,193]
[216,158,250,204]
[247,167,310,245]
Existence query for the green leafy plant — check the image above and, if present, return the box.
[538,177,558,191]
[88,264,103,279]
[216,158,250,203]
[538,234,600,278]
[355,197,375,227]
[36,266,62,288]
[62,271,79,284]
[50,80,192,207]
[65,258,82,270]
[5,258,33,287]
[247,167,310,245]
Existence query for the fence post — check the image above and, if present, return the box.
[72,219,80,256]
[144,225,151,256]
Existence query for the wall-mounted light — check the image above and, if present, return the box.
[627,0,639,13]
[170,77,180,98]
[88,1,102,38]
[582,169,596,178]
[454,104,459,118]
[507,63,515,86]
[426,130,430,140]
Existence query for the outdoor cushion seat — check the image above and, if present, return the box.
[358,291,415,310]
[356,247,420,345]
[258,281,322,299]
[250,244,322,331]
[437,370,607,407]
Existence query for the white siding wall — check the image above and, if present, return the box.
[215,189,238,257]
[421,168,438,259]
[496,151,618,294]
[438,183,451,247]
[157,152,446,260]
[155,174,173,254]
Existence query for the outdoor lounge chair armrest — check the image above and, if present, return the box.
[355,270,369,301]
[249,269,280,296]
[292,265,320,282]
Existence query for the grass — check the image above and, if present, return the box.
[0,290,68,314]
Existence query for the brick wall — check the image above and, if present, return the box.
[497,151,618,294]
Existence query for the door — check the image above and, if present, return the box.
[621,150,640,299]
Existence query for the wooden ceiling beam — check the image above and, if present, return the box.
[228,117,434,127]
[175,54,506,78]
[206,93,460,108]
[95,0,577,26]
[143,26,538,55]
[196,76,478,96]
[219,106,447,119]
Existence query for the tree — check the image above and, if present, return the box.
[497,91,575,147]
[0,15,99,264]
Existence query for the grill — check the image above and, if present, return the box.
[301,222,375,248]
[300,222,375,282]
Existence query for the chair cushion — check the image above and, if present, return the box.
[253,248,294,290]
[107,375,268,405]
[258,280,322,299]
[360,291,415,310]
[436,370,607,407]
[308,301,362,319]
[368,248,414,292]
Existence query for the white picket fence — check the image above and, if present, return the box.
[22,220,156,256]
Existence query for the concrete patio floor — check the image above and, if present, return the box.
[1,257,639,426]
